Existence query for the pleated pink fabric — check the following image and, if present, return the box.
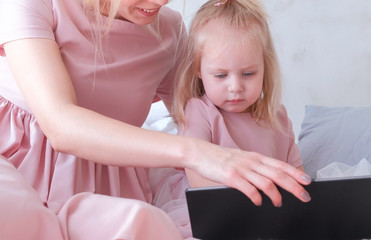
[0,96,153,213]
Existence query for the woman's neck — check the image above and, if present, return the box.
[99,2,129,21]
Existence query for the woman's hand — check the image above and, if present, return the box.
[185,138,312,207]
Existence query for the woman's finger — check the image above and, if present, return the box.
[227,173,264,206]
[252,156,312,203]
[240,170,283,207]
[260,156,312,185]
[223,155,283,207]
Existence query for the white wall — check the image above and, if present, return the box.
[167,0,371,137]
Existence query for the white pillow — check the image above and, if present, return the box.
[297,105,371,179]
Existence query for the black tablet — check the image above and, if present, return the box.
[185,176,371,240]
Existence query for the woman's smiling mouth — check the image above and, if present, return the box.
[138,7,159,16]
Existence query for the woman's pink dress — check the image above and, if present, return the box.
[0,0,188,239]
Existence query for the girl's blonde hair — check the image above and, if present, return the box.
[172,0,283,130]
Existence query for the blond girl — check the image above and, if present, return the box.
[173,0,309,205]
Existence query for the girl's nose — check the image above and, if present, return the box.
[228,77,243,92]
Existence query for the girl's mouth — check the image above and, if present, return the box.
[227,99,243,103]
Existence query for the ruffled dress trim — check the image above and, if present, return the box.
[0,96,153,213]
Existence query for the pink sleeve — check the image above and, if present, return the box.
[286,128,303,168]
[0,0,54,55]
[177,98,212,142]
[279,105,303,168]
[155,10,188,105]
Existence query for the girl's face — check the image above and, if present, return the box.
[114,0,168,25]
[198,21,264,113]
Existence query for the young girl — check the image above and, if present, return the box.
[151,0,310,238]
[0,0,310,239]
[172,0,307,202]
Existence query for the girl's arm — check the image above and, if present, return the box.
[4,38,311,207]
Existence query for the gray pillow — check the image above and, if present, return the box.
[297,105,371,179]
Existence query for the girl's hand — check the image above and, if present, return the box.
[186,139,312,207]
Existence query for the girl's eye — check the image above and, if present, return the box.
[215,73,227,79]
[242,72,255,77]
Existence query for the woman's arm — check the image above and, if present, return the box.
[4,38,311,207]
[4,38,188,168]
[185,168,223,188]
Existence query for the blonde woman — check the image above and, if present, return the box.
[0,0,310,239]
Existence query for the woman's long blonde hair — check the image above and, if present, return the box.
[172,0,283,130]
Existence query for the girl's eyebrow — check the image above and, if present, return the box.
[206,67,227,71]
[206,64,262,72]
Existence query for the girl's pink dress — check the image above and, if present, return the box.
[151,95,302,239]
[180,95,302,167]
[0,0,189,239]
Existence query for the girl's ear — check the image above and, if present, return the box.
[196,70,202,79]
